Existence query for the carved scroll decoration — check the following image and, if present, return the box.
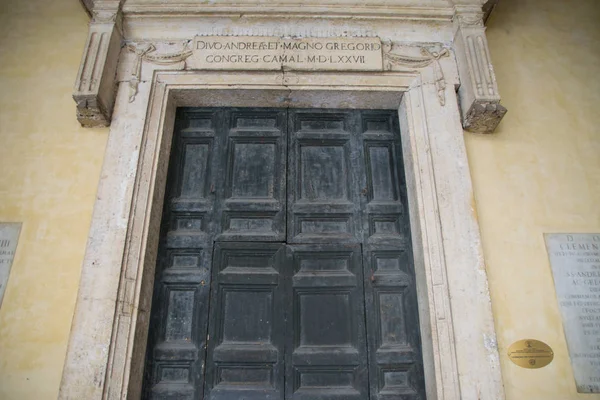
[455,13,485,27]
[383,43,449,106]
[126,42,193,102]
[92,10,119,24]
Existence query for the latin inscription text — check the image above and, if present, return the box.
[0,223,21,308]
[189,36,384,71]
[546,233,600,393]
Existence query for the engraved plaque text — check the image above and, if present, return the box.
[189,36,383,71]
[0,223,21,308]
[546,233,600,393]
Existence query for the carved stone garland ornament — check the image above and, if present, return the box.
[126,40,451,107]
[126,42,193,102]
[383,42,450,106]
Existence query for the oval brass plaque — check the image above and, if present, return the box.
[507,339,554,369]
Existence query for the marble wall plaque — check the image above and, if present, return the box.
[188,36,383,71]
[0,223,21,308]
[545,233,600,393]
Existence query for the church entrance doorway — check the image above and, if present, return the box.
[143,108,425,400]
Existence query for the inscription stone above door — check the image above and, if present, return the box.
[143,108,425,400]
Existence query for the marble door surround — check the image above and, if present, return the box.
[62,1,506,399]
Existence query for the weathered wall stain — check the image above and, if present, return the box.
[0,0,108,398]
[466,0,600,398]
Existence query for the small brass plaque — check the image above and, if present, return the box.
[508,339,554,369]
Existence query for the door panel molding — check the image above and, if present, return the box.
[218,109,288,242]
[363,245,425,400]
[286,244,369,400]
[205,242,286,400]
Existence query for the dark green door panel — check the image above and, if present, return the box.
[204,242,286,400]
[142,108,425,400]
[285,244,369,400]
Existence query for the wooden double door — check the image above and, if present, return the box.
[143,108,425,400]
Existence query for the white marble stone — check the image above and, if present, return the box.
[546,233,600,393]
[0,223,21,309]
[188,36,383,71]
[73,2,123,127]
[74,1,506,132]
[453,4,507,132]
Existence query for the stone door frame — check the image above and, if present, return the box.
[60,3,507,399]
[60,68,504,400]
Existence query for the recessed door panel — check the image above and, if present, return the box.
[285,244,368,400]
[218,109,287,242]
[288,111,362,243]
[205,242,286,400]
[145,110,223,400]
[300,144,348,201]
[170,111,220,219]
[361,112,406,247]
[363,246,425,400]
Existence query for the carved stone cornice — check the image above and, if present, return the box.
[81,0,499,24]
[72,0,506,132]
[453,5,507,133]
[122,1,457,21]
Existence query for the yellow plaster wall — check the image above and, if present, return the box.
[0,0,598,398]
[468,0,600,398]
[0,0,108,399]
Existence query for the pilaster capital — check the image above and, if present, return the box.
[454,5,485,27]
[453,4,507,133]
